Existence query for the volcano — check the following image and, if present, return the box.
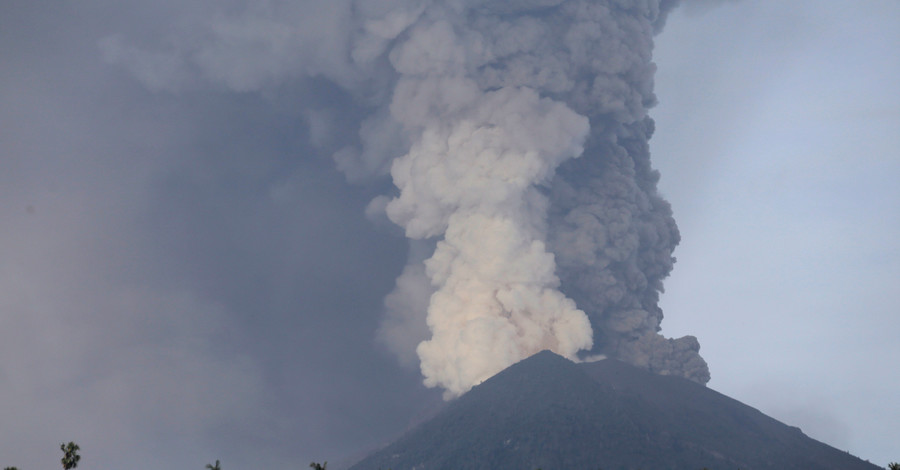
[349,351,879,470]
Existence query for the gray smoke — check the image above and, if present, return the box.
[370,0,711,392]
[103,0,710,397]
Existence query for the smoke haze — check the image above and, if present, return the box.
[102,0,710,397]
[4,0,898,468]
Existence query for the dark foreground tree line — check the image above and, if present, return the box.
[3,443,329,470]
[5,444,899,470]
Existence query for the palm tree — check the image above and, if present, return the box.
[206,460,222,470]
[309,462,327,470]
[60,442,81,470]
[887,462,899,470]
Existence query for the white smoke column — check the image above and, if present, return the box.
[383,16,593,397]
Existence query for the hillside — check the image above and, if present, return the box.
[349,351,880,470]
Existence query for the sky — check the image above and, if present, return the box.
[652,2,900,465]
[1,0,898,469]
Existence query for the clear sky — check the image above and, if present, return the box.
[0,1,897,469]
[653,2,900,465]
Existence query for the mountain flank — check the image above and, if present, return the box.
[349,351,880,470]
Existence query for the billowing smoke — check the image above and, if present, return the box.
[103,0,710,398]
[370,0,710,396]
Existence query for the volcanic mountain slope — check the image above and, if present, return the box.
[349,351,879,470]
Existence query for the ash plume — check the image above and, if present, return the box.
[371,0,711,395]
[103,0,710,398]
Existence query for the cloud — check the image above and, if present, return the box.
[98,0,712,396]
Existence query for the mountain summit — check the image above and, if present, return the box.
[349,351,879,470]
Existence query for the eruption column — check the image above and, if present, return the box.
[98,0,713,398]
[384,18,593,397]
[375,0,710,395]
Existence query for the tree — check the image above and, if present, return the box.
[5,467,20,470]
[60,442,81,470]
[206,460,222,470]
[887,462,899,470]
[309,462,327,470]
